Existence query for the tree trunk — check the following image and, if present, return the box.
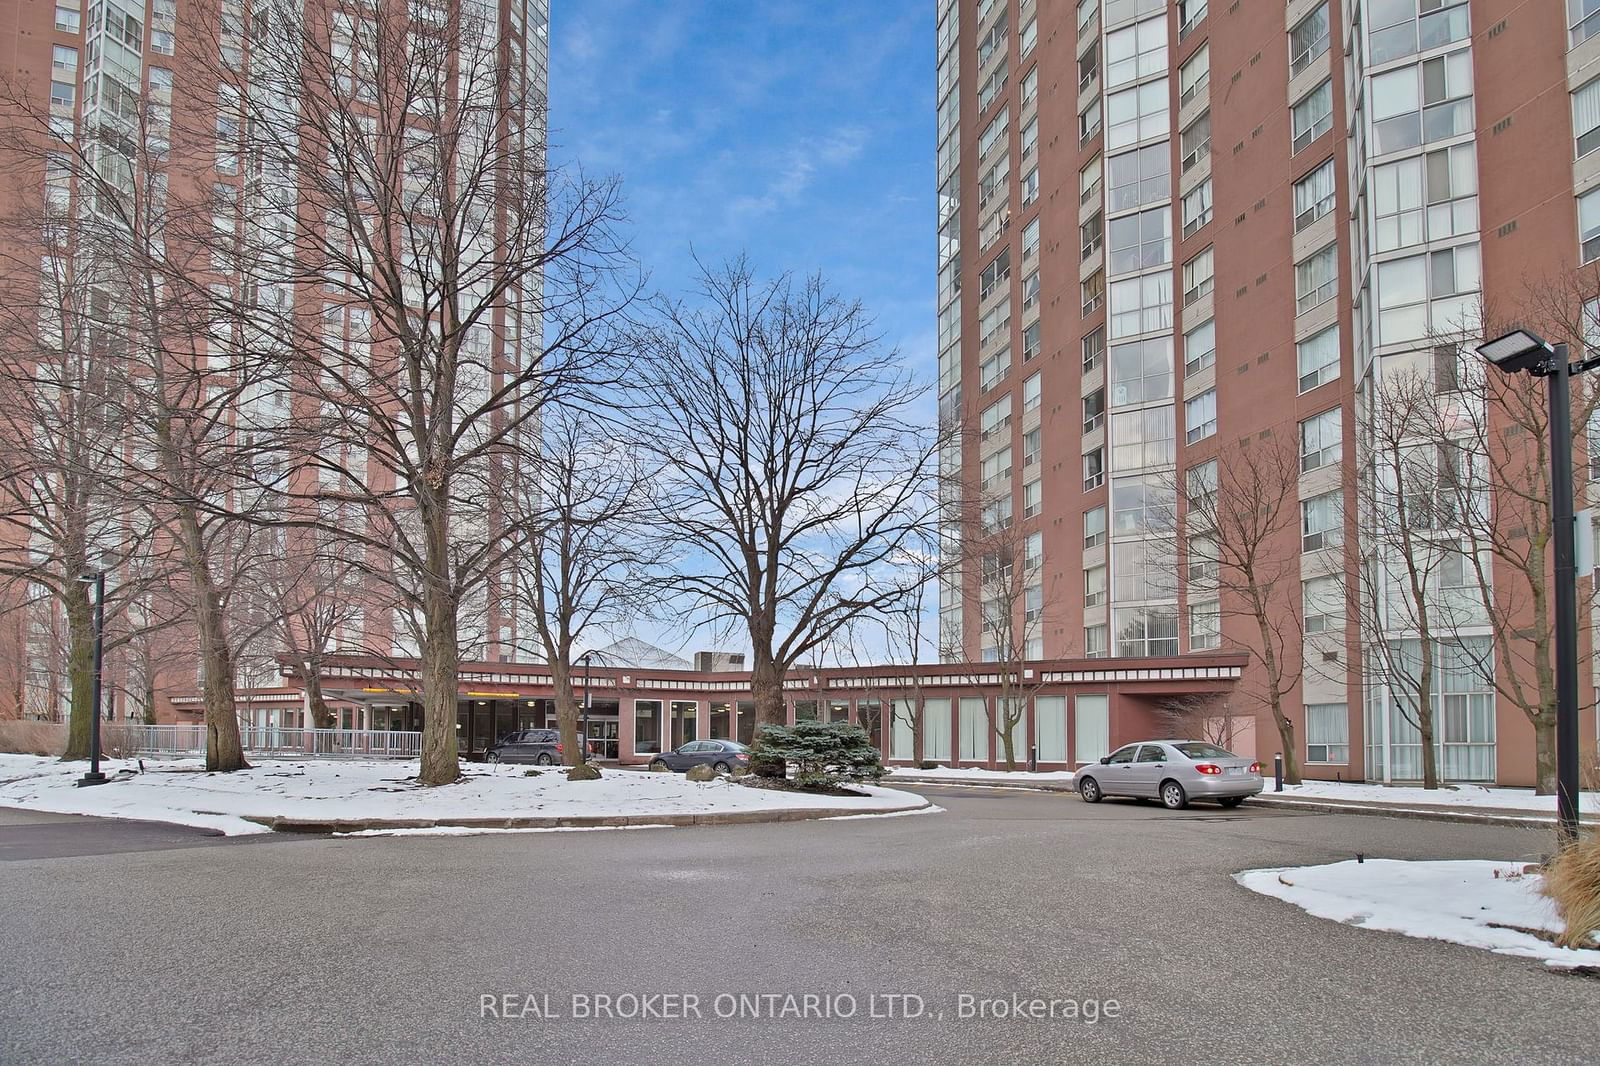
[417,578,461,785]
[303,667,335,730]
[1417,641,1439,789]
[549,658,581,767]
[749,650,786,776]
[62,581,94,760]
[1533,710,1558,796]
[193,574,249,772]
[909,692,925,767]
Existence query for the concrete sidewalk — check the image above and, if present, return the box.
[1248,790,1597,829]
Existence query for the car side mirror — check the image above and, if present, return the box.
[1099,756,1110,765]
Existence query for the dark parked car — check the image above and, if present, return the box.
[484,729,594,765]
[648,739,751,774]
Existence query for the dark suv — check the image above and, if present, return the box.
[484,729,593,765]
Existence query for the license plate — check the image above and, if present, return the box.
[1227,766,1245,776]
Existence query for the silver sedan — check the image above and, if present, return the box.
[1075,740,1263,810]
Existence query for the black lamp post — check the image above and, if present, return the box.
[1474,328,1598,845]
[76,570,108,787]
[580,651,593,765]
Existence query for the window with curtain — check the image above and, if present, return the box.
[1576,77,1600,159]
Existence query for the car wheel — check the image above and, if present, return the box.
[650,759,669,773]
[1077,776,1102,803]
[535,753,553,766]
[1218,796,1246,809]
[1160,780,1189,810]
[712,761,730,773]
[486,751,500,765]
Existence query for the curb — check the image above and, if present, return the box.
[887,775,1079,794]
[242,797,936,835]
[1247,794,1592,829]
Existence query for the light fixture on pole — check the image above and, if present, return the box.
[1473,328,1600,845]
[75,571,108,787]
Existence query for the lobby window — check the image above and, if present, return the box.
[1297,325,1340,392]
[634,700,662,756]
[1084,505,1107,549]
[1182,247,1213,306]
[1306,703,1349,763]
[1295,244,1337,315]
[1582,187,1600,264]
[1301,490,1343,551]
[1303,575,1343,635]
[1182,179,1212,238]
[1293,158,1336,232]
[1179,42,1209,108]
[1291,80,1332,154]
[1107,142,1170,212]
[1299,407,1342,472]
[1188,601,1220,651]
[1184,389,1216,444]
[1180,111,1211,174]
[1289,2,1329,78]
[1183,318,1215,376]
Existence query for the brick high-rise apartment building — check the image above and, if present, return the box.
[938,0,1600,787]
[0,0,549,726]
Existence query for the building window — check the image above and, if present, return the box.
[1299,407,1342,472]
[1082,270,1105,316]
[1082,212,1105,260]
[1291,80,1333,154]
[1107,206,1171,274]
[1184,390,1217,444]
[1179,42,1210,109]
[634,700,663,756]
[1023,217,1041,260]
[1301,490,1343,551]
[1306,703,1348,763]
[1180,111,1211,173]
[979,107,1010,157]
[1109,272,1173,339]
[980,395,1013,440]
[1022,269,1041,312]
[981,349,1013,394]
[1582,187,1600,264]
[1575,79,1600,160]
[151,0,176,54]
[1022,65,1039,107]
[1178,0,1208,40]
[49,81,75,109]
[1084,624,1108,658]
[1021,116,1039,160]
[1021,166,1039,207]
[1111,473,1176,535]
[1110,405,1175,468]
[1023,371,1042,411]
[1023,425,1042,468]
[1083,325,1106,371]
[1295,243,1337,314]
[1083,387,1106,433]
[1081,153,1103,204]
[1080,97,1103,145]
[980,248,1012,301]
[51,45,77,74]
[1576,0,1600,48]
[1182,179,1212,238]
[1105,15,1166,90]
[1184,318,1215,376]
[1114,605,1179,657]
[1023,479,1042,519]
[981,446,1014,488]
[1107,143,1170,214]
[1303,575,1343,636]
[1182,247,1214,306]
[1084,504,1107,549]
[1293,158,1336,232]
[1289,2,1330,78]
[1021,15,1037,57]
[55,6,81,32]
[1188,532,1218,589]
[1106,80,1169,150]
[1186,459,1218,510]
[1108,336,1173,406]
[1189,601,1220,651]
[1081,444,1107,489]
[1297,325,1339,392]
[1024,530,1043,570]
[1084,565,1107,608]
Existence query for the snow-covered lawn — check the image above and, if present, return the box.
[1237,859,1600,970]
[1269,779,1597,815]
[886,766,1077,785]
[0,754,926,836]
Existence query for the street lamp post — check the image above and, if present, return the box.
[76,571,108,787]
[1474,328,1597,845]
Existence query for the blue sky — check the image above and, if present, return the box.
[548,0,934,375]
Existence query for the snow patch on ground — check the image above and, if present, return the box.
[1236,859,1600,970]
[822,804,946,821]
[1270,780,1598,814]
[886,766,1077,784]
[0,754,925,835]
[336,824,680,838]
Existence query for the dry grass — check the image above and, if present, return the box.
[0,720,66,756]
[1540,832,1600,949]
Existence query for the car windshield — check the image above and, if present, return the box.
[1175,742,1237,759]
